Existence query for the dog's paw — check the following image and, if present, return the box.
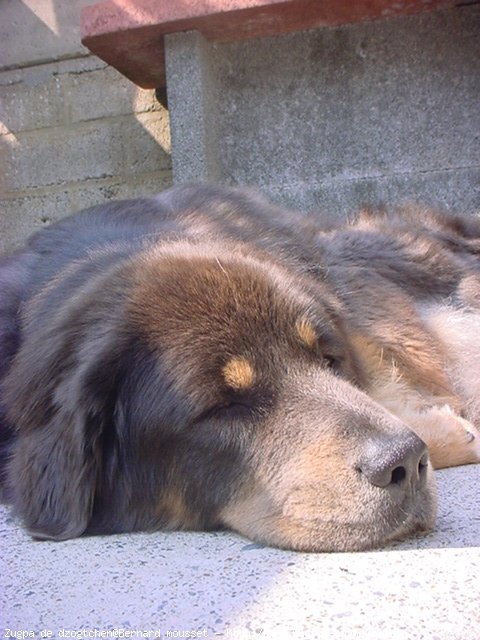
[407,405,480,469]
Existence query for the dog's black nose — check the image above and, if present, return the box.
[357,434,429,488]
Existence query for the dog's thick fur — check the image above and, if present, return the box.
[0,184,478,551]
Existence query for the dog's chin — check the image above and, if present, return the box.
[268,503,436,553]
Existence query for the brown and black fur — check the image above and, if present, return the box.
[0,184,477,551]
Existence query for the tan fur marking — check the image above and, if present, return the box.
[223,357,255,391]
[296,317,317,349]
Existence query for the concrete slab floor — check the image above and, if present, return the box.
[1,464,479,640]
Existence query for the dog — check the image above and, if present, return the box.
[0,184,478,552]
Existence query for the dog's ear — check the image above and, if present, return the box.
[6,311,128,540]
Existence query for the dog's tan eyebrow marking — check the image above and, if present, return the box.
[296,317,317,349]
[223,357,255,391]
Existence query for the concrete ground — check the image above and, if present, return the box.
[1,464,479,640]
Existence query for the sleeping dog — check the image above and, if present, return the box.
[0,184,478,551]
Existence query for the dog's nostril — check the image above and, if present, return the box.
[357,436,428,489]
[359,463,407,488]
[390,466,406,485]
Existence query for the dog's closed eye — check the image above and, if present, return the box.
[195,401,254,423]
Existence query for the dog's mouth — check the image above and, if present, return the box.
[220,454,437,553]
[301,482,435,552]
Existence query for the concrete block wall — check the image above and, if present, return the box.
[166,5,480,220]
[0,1,172,254]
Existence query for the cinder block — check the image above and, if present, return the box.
[0,189,73,254]
[55,56,106,75]
[122,112,172,175]
[69,172,173,212]
[65,65,160,124]
[0,61,162,135]
[0,70,65,134]
[3,121,125,191]
[0,170,173,254]
[115,171,173,200]
[67,178,126,213]
[0,57,109,135]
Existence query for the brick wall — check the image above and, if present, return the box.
[0,1,172,254]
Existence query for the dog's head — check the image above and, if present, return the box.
[6,241,436,551]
